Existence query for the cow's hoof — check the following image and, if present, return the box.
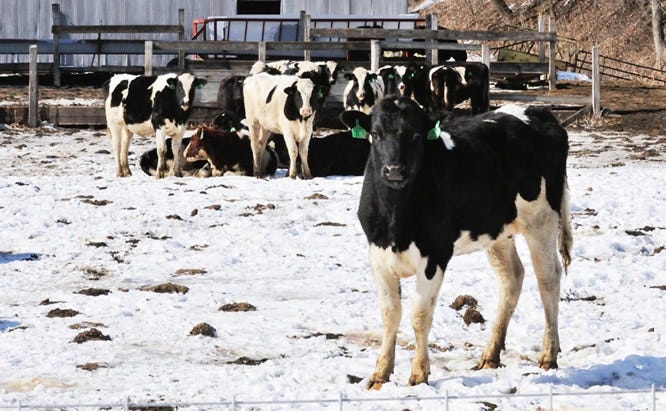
[366,378,385,391]
[538,358,558,370]
[473,359,501,370]
[407,374,428,386]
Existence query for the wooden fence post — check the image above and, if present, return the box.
[178,8,185,71]
[548,16,557,91]
[144,41,153,76]
[258,41,266,62]
[29,45,39,128]
[592,46,601,117]
[481,44,491,68]
[370,40,380,72]
[303,13,311,61]
[51,3,61,87]
[538,13,546,63]
[425,14,438,65]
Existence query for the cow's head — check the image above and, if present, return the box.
[183,126,210,162]
[340,97,434,190]
[283,77,321,120]
[344,67,381,105]
[212,110,245,134]
[378,65,402,96]
[172,73,207,112]
[399,63,428,99]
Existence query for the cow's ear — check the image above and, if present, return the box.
[195,78,207,89]
[340,110,371,140]
[283,82,297,95]
[166,78,178,90]
[344,72,355,81]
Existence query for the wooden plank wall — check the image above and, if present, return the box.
[0,0,411,66]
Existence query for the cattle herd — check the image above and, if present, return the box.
[103,57,572,389]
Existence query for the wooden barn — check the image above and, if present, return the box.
[1,0,413,67]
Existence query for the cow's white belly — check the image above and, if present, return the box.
[369,242,426,279]
[127,120,155,137]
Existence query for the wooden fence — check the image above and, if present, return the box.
[7,11,605,125]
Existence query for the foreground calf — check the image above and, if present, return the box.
[340,98,572,389]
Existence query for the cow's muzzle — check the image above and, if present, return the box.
[300,107,313,117]
[382,164,405,182]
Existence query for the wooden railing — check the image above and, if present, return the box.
[49,3,185,86]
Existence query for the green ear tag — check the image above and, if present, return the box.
[229,127,237,133]
[351,120,368,139]
[427,120,441,140]
[200,128,205,140]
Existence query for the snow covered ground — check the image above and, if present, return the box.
[0,122,665,410]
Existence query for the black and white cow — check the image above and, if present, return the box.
[340,98,572,389]
[377,65,406,96]
[139,136,208,177]
[104,72,206,178]
[343,67,385,114]
[217,75,246,118]
[429,62,490,114]
[243,72,323,178]
[399,62,431,109]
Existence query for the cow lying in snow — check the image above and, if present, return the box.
[104,72,206,178]
[140,112,278,178]
[183,126,278,177]
[307,130,370,177]
[340,98,572,389]
[139,136,209,177]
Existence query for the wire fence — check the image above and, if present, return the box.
[1,384,663,410]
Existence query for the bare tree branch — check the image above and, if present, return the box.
[490,0,513,19]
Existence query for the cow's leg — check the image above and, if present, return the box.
[298,135,312,179]
[119,127,132,177]
[170,129,184,178]
[524,216,562,370]
[282,131,300,178]
[249,124,267,178]
[408,261,444,386]
[367,245,402,390]
[108,124,123,177]
[155,129,168,179]
[477,238,525,369]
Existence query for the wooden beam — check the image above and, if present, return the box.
[490,93,589,105]
[561,105,592,127]
[51,25,184,34]
[310,27,557,42]
[490,62,550,74]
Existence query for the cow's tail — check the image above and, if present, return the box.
[558,177,573,274]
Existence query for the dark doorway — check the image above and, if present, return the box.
[237,0,281,14]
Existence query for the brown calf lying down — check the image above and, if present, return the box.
[183,125,278,177]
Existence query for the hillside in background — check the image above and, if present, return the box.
[414,0,657,70]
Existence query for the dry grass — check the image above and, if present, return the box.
[418,0,659,70]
